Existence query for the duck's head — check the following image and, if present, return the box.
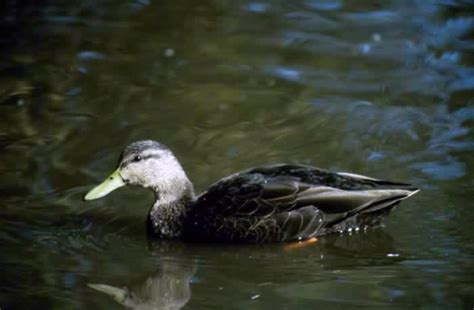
[84,140,192,202]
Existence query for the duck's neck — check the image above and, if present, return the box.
[147,181,196,238]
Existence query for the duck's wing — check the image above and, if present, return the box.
[186,164,418,242]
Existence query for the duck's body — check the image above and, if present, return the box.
[85,140,419,243]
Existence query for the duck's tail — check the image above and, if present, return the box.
[324,186,419,234]
[359,187,419,214]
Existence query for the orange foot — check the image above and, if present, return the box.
[283,237,318,251]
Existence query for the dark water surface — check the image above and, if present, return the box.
[1,0,473,309]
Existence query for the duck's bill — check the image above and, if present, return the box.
[88,283,128,305]
[84,169,126,201]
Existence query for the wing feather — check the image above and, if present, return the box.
[186,164,418,242]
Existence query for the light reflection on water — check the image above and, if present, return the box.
[0,0,473,309]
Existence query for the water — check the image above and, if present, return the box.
[1,0,473,308]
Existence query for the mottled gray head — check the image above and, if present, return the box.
[119,140,170,169]
[85,140,192,202]
[119,140,188,190]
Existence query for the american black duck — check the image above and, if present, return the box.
[84,140,419,243]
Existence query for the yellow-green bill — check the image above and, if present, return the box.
[84,169,125,201]
[88,283,127,304]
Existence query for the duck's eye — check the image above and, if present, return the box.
[133,155,142,162]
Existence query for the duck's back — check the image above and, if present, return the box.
[182,164,418,243]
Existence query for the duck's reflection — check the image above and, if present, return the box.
[88,230,401,309]
[89,261,195,310]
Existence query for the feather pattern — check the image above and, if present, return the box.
[182,164,418,242]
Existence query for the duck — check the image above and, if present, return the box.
[84,140,419,243]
